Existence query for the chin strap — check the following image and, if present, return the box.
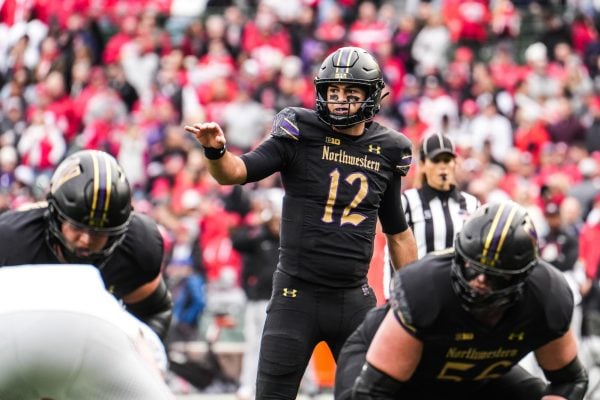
[380,91,390,102]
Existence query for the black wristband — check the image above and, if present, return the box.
[203,145,226,160]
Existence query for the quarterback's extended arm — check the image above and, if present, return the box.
[185,122,248,184]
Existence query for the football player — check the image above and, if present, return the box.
[351,201,587,400]
[0,150,172,340]
[185,46,418,399]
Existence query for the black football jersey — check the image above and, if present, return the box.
[390,251,573,387]
[0,205,163,298]
[240,107,412,288]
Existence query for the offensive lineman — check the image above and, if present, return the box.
[351,201,587,400]
[0,150,173,340]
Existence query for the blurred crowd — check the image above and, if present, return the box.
[2,0,600,344]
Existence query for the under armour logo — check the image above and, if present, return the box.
[368,144,381,154]
[455,332,474,341]
[508,332,525,341]
[282,288,297,298]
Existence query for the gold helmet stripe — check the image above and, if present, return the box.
[481,202,519,267]
[100,151,113,226]
[88,151,113,228]
[88,151,100,224]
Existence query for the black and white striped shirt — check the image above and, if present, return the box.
[383,182,480,298]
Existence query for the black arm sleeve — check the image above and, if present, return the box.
[378,174,408,235]
[126,277,173,341]
[543,356,588,400]
[240,137,291,183]
[352,362,404,400]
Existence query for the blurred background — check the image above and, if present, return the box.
[3,0,600,398]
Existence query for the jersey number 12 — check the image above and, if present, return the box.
[321,169,368,226]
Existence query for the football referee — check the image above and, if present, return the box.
[382,132,480,298]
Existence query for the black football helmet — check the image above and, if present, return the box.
[46,150,132,267]
[314,46,385,127]
[451,201,539,312]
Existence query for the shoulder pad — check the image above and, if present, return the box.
[271,108,300,140]
[535,261,574,333]
[395,143,412,177]
[126,213,164,267]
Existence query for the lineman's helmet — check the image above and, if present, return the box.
[46,150,132,266]
[451,201,539,312]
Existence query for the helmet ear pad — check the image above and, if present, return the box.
[314,47,385,128]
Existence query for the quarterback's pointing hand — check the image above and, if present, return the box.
[185,122,226,149]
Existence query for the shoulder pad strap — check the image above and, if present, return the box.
[271,108,300,140]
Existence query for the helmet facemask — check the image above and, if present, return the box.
[450,252,534,313]
[46,200,130,268]
[314,47,385,128]
[315,81,384,127]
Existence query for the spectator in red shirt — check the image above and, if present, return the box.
[42,71,78,143]
[455,0,490,48]
[102,15,139,65]
[491,0,520,43]
[374,41,405,105]
[571,12,598,58]
[241,4,291,65]
[488,44,523,93]
[347,1,392,54]
[17,107,66,174]
[398,101,428,158]
[514,110,550,168]
[314,2,347,54]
